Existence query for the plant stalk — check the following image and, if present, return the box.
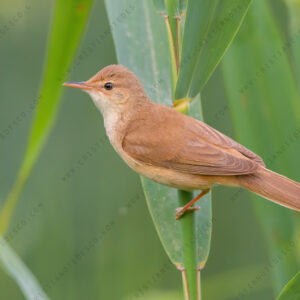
[165,16,179,91]
[179,190,201,300]
[163,4,202,298]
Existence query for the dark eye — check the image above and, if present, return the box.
[104,82,113,90]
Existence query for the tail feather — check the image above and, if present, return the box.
[239,167,300,211]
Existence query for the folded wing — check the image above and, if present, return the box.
[122,103,264,176]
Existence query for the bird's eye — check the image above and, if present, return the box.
[104,82,113,90]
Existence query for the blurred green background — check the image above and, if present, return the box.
[0,0,298,299]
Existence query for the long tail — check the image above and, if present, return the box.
[238,167,300,211]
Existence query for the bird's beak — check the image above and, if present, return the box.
[63,81,92,90]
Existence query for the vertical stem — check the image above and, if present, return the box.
[165,16,179,92]
[178,190,201,300]
[175,16,182,69]
[162,4,202,299]
[197,269,201,300]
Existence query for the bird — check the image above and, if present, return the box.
[63,64,300,219]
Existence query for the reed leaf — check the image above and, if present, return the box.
[0,237,49,300]
[175,0,252,100]
[105,1,212,298]
[0,0,93,234]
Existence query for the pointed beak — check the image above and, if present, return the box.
[63,81,92,90]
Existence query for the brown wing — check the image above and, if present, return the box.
[122,103,264,176]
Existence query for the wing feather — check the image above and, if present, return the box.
[122,103,263,176]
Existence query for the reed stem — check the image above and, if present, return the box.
[178,190,201,300]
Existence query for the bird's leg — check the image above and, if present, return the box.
[175,189,210,220]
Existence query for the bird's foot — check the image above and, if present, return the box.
[175,206,200,220]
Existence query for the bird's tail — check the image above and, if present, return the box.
[238,167,300,211]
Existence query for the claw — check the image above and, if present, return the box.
[175,206,200,220]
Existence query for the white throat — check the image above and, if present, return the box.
[86,90,122,142]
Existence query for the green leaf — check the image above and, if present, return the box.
[0,0,93,234]
[277,271,300,300]
[222,0,300,292]
[25,0,93,169]
[142,172,211,269]
[0,237,49,300]
[105,0,212,266]
[175,0,252,99]
[105,1,212,298]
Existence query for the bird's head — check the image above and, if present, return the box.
[63,65,148,117]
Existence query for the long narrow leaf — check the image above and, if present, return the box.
[105,0,212,280]
[176,0,252,99]
[0,0,93,234]
[0,237,49,300]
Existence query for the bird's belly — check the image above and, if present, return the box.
[129,161,215,191]
[111,142,235,190]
